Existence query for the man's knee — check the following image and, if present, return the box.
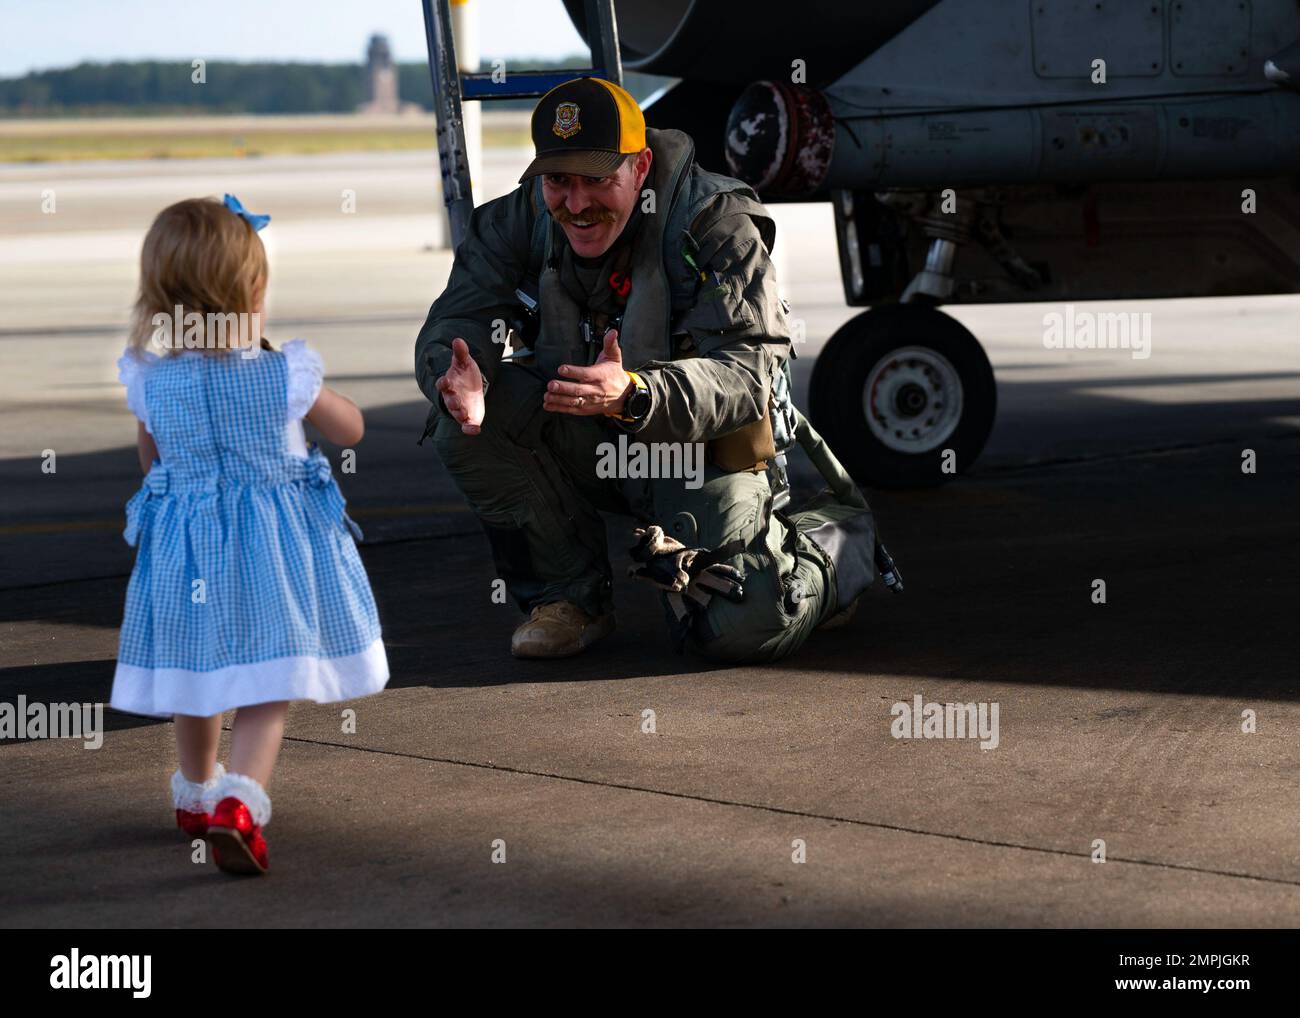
[689,599,818,664]
[681,554,827,664]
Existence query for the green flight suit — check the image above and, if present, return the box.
[415,127,876,662]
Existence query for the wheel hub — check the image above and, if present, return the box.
[864,345,964,453]
[894,382,928,416]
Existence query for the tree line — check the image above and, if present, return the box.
[0,60,637,116]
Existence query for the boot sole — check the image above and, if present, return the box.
[206,826,268,875]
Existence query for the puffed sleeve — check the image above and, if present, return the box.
[283,338,325,420]
[117,347,157,432]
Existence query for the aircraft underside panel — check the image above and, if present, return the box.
[833,178,1300,305]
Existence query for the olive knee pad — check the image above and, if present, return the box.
[673,551,822,665]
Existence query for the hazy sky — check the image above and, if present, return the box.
[0,0,588,77]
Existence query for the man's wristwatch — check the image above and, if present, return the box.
[608,370,650,424]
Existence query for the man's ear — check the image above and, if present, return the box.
[634,147,653,189]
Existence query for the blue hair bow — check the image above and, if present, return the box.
[223,193,271,232]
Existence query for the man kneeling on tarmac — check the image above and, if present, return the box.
[415,77,882,662]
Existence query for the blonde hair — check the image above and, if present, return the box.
[129,197,268,355]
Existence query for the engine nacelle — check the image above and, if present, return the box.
[561,0,938,85]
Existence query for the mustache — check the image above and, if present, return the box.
[552,204,619,226]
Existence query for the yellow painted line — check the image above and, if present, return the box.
[0,503,472,537]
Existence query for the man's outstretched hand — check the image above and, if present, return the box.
[545,329,632,416]
[436,337,486,435]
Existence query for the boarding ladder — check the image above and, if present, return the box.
[419,0,623,248]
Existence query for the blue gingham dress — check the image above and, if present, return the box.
[111,341,389,718]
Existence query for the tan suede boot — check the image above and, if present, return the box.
[511,601,617,659]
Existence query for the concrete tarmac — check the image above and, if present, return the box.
[1,146,1297,926]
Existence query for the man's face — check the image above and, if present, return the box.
[541,148,653,259]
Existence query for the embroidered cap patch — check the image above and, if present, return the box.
[553,101,581,139]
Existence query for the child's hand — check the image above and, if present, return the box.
[436,337,486,435]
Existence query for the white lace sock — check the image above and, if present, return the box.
[170,762,226,813]
[208,771,272,827]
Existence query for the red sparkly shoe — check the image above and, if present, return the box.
[176,809,210,838]
[206,797,269,875]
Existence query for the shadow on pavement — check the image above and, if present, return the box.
[2,366,1298,707]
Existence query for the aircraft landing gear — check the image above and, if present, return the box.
[808,304,996,488]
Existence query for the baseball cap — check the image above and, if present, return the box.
[518,77,646,183]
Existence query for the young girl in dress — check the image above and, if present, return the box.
[112,195,389,875]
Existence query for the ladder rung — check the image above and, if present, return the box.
[460,69,614,101]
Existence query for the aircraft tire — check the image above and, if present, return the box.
[808,305,996,488]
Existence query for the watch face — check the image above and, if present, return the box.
[627,387,651,420]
